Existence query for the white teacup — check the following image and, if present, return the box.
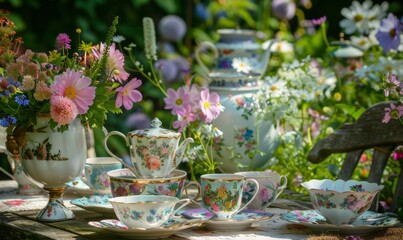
[108,195,190,229]
[184,173,259,220]
[80,157,122,191]
[235,171,287,211]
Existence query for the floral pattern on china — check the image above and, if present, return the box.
[104,117,193,178]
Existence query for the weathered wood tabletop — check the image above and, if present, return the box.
[0,180,402,240]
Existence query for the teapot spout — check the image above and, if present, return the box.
[259,40,277,79]
[174,137,194,168]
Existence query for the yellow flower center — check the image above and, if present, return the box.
[65,86,77,99]
[203,101,210,109]
[176,98,183,105]
[123,88,130,96]
[271,85,277,91]
[354,14,363,22]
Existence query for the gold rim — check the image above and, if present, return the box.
[201,174,244,182]
[109,196,180,204]
[109,170,187,184]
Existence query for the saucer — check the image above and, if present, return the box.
[66,177,110,196]
[280,210,400,235]
[201,209,274,231]
[88,217,205,239]
[70,195,115,218]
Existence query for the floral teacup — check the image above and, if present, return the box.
[108,195,190,229]
[302,179,384,225]
[235,171,287,211]
[79,157,122,192]
[184,173,259,220]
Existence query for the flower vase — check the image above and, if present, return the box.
[17,117,87,222]
[210,84,278,172]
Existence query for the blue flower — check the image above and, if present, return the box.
[243,129,253,141]
[195,3,210,21]
[376,14,401,53]
[0,116,17,127]
[158,15,187,42]
[15,94,29,106]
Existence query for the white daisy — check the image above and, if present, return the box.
[350,36,372,50]
[232,58,252,74]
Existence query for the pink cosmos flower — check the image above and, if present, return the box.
[173,104,196,132]
[50,96,78,125]
[199,88,222,123]
[92,43,129,83]
[164,87,191,114]
[51,69,96,114]
[382,103,403,123]
[115,78,143,110]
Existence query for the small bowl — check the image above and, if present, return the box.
[301,179,384,225]
[107,169,187,198]
[108,195,190,229]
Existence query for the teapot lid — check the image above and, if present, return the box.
[130,117,180,138]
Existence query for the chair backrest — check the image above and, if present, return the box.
[308,102,403,212]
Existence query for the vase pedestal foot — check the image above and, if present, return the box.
[36,187,74,222]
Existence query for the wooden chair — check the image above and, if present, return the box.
[308,102,403,212]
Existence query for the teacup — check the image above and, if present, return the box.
[108,168,187,198]
[80,157,122,191]
[184,173,259,220]
[235,171,287,211]
[108,195,190,229]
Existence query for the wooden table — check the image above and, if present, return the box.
[0,180,401,240]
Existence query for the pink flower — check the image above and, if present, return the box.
[51,69,96,114]
[173,104,196,132]
[164,87,191,114]
[92,43,129,82]
[33,81,52,101]
[382,103,403,123]
[50,96,78,125]
[392,151,403,161]
[145,155,161,170]
[259,188,272,202]
[115,78,143,110]
[55,33,71,50]
[211,203,220,212]
[199,88,222,123]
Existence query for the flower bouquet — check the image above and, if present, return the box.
[0,14,143,221]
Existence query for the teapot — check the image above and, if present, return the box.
[195,29,275,79]
[104,118,193,178]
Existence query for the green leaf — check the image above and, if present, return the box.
[154,0,178,13]
[351,107,366,121]
[131,0,149,7]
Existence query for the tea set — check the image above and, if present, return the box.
[67,118,398,238]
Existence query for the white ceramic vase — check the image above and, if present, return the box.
[19,117,87,221]
[210,85,278,172]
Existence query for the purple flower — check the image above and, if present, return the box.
[376,14,401,53]
[382,103,403,124]
[312,16,327,26]
[55,33,71,50]
[158,15,187,42]
[154,59,179,83]
[125,111,151,130]
[272,0,296,20]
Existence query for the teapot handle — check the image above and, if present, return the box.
[103,131,139,176]
[194,41,219,76]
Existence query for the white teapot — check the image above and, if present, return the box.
[104,118,193,178]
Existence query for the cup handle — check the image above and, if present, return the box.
[79,164,92,188]
[275,175,288,199]
[172,198,191,215]
[236,179,260,214]
[194,41,218,76]
[103,131,139,176]
[183,181,202,206]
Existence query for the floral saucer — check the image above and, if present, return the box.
[66,177,110,196]
[181,209,274,231]
[88,217,205,239]
[280,210,400,235]
[70,195,115,218]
